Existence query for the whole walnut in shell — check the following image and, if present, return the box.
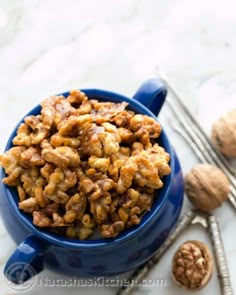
[185,164,230,212]
[172,240,213,290]
[211,110,236,157]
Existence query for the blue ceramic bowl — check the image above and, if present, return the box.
[0,79,184,284]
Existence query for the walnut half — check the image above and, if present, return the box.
[172,240,213,290]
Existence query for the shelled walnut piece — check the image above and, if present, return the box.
[185,164,230,212]
[0,89,171,239]
[172,240,213,290]
[211,110,236,158]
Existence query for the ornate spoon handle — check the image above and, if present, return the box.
[116,210,195,295]
[207,215,234,295]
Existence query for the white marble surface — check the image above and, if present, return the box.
[0,0,236,294]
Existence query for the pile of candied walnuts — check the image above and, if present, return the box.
[0,90,171,239]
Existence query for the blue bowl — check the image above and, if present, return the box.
[0,79,184,284]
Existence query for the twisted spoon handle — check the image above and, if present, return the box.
[208,215,234,295]
[116,210,195,295]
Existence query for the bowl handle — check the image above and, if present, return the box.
[4,235,47,285]
[133,78,167,116]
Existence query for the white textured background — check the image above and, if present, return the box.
[0,0,236,294]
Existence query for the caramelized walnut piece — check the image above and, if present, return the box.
[0,146,26,185]
[109,147,130,181]
[19,197,38,213]
[44,168,77,203]
[117,144,170,193]
[41,140,80,168]
[21,167,46,198]
[88,156,110,172]
[66,89,87,107]
[64,193,87,223]
[41,95,76,129]
[13,124,32,146]
[90,192,112,223]
[101,221,125,238]
[91,101,128,124]
[33,211,51,227]
[50,133,80,148]
[24,115,48,144]
[58,114,92,137]
[20,147,45,168]
[66,214,95,240]
[113,110,134,127]
[129,114,162,138]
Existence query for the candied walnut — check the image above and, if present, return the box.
[54,98,76,127]
[90,192,112,223]
[44,168,77,203]
[113,188,152,228]
[148,143,171,177]
[33,211,51,227]
[131,142,144,156]
[19,197,38,213]
[129,114,162,138]
[13,124,31,146]
[77,100,92,115]
[109,147,131,182]
[135,187,154,213]
[20,147,45,168]
[17,185,26,201]
[79,176,95,194]
[35,186,48,208]
[40,163,55,180]
[117,145,170,193]
[41,203,59,216]
[58,114,92,137]
[113,110,134,127]
[21,167,46,198]
[41,95,76,129]
[66,226,76,238]
[118,127,135,143]
[0,146,26,186]
[89,178,115,201]
[41,97,56,130]
[66,89,87,107]
[24,115,48,144]
[66,214,95,240]
[77,214,96,240]
[80,121,122,157]
[102,122,121,155]
[88,156,110,172]
[50,133,80,148]
[91,101,128,124]
[101,221,125,238]
[51,213,66,227]
[41,140,80,168]
[116,164,136,194]
[64,193,87,222]
[80,123,104,157]
[122,188,140,209]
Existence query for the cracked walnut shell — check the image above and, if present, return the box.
[185,164,230,212]
[211,110,236,158]
[172,240,213,290]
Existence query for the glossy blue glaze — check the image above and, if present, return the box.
[0,79,184,284]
